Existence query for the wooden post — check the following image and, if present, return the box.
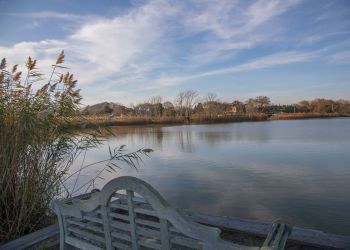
[160,219,170,250]
[127,190,138,250]
[101,205,113,250]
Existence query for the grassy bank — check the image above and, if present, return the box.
[69,114,269,128]
[270,112,350,120]
[70,112,350,128]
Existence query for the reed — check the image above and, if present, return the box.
[0,52,151,243]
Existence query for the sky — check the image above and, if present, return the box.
[0,0,350,105]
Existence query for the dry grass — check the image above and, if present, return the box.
[69,113,269,128]
[69,115,185,128]
[270,112,349,120]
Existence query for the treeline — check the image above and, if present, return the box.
[82,90,350,119]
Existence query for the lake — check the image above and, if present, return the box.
[69,118,350,235]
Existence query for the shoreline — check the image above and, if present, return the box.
[69,113,350,128]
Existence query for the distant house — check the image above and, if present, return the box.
[230,101,245,114]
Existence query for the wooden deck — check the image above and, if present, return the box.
[1,211,349,250]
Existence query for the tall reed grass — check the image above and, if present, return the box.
[0,52,151,243]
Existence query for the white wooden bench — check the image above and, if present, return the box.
[51,176,292,250]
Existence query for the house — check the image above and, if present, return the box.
[230,100,245,113]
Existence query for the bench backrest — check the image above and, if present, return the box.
[51,176,264,250]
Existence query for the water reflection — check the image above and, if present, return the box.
[71,118,350,235]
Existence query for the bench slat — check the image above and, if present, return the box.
[83,215,103,224]
[138,239,162,250]
[135,218,160,229]
[136,227,161,238]
[66,218,104,233]
[134,207,157,217]
[112,240,132,250]
[170,235,202,249]
[111,231,132,242]
[109,211,130,221]
[66,235,105,250]
[110,203,129,210]
[68,226,105,245]
[110,221,131,232]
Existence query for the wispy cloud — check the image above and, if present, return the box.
[152,50,316,88]
[329,51,350,64]
[19,11,96,22]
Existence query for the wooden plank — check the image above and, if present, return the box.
[169,226,181,234]
[110,202,129,210]
[138,239,162,250]
[0,224,59,250]
[127,190,139,250]
[160,219,170,250]
[66,218,104,233]
[136,227,161,238]
[110,221,131,231]
[134,207,157,217]
[67,226,106,246]
[135,218,160,229]
[84,215,103,224]
[112,240,132,250]
[185,210,350,249]
[111,231,132,242]
[101,205,113,250]
[170,235,202,249]
[109,211,130,221]
[66,235,105,250]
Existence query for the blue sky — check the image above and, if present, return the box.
[0,0,349,105]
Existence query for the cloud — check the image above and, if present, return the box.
[0,40,67,74]
[1,1,178,85]
[19,11,96,23]
[152,51,316,87]
[329,51,350,64]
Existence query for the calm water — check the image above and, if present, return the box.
[69,118,350,235]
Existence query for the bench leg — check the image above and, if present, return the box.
[262,222,292,250]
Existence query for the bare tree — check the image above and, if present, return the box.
[183,90,198,121]
[245,96,270,113]
[175,92,186,117]
[175,90,198,120]
[149,96,163,117]
[204,92,219,103]
[163,101,175,117]
[203,92,220,117]
[149,96,162,104]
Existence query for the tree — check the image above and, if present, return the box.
[163,101,176,116]
[204,92,218,102]
[149,96,162,116]
[297,100,311,112]
[245,96,271,113]
[193,102,204,114]
[183,90,198,120]
[337,99,350,114]
[175,92,186,117]
[175,90,198,121]
[203,93,220,117]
